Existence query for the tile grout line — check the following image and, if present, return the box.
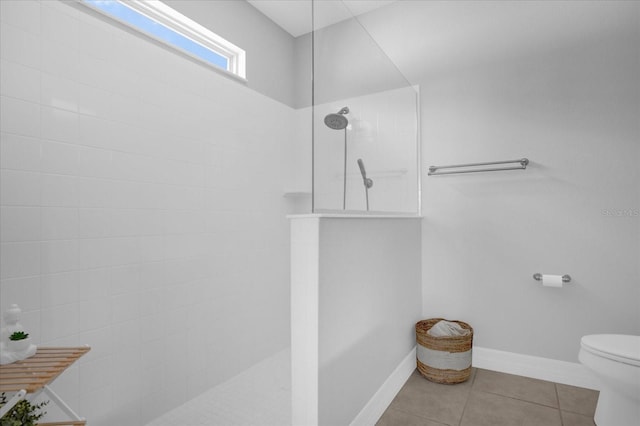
[381,407,449,426]
[555,383,565,426]
[382,368,597,426]
[456,369,478,426]
[385,405,449,426]
[478,389,561,410]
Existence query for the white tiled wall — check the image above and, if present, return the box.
[0,1,292,424]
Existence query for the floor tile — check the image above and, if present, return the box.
[460,390,562,426]
[556,383,599,416]
[472,368,558,407]
[561,410,596,426]
[387,369,474,425]
[376,407,449,426]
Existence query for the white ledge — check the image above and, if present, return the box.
[288,212,422,219]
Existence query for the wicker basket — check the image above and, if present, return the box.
[416,318,473,384]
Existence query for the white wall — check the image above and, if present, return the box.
[290,216,422,426]
[293,16,410,109]
[0,1,292,424]
[358,1,640,362]
[420,36,639,362]
[317,218,421,425]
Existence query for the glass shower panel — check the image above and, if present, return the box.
[312,1,419,214]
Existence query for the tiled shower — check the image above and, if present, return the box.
[1,1,291,423]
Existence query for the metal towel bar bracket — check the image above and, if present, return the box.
[533,273,572,283]
[428,158,529,176]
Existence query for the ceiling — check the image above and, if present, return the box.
[247,0,397,37]
[247,0,637,87]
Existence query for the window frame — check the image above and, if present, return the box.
[79,0,247,80]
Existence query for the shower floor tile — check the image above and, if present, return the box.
[145,349,291,426]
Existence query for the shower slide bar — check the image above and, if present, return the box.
[428,158,529,176]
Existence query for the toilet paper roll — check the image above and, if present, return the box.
[542,274,564,288]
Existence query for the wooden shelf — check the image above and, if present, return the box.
[0,346,90,425]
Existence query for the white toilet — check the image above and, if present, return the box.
[579,334,640,426]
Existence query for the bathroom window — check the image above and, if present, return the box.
[81,0,246,79]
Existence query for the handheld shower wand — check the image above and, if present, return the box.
[357,158,373,211]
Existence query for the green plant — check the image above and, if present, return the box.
[0,393,48,426]
[8,332,28,341]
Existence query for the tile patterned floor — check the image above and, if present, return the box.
[377,368,599,426]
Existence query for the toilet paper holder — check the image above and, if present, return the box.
[533,273,571,283]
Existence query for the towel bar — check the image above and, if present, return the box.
[428,158,529,175]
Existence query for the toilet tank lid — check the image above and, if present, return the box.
[581,334,640,364]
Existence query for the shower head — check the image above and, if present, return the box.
[324,107,349,130]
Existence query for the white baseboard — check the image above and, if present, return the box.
[472,346,601,390]
[350,346,417,426]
